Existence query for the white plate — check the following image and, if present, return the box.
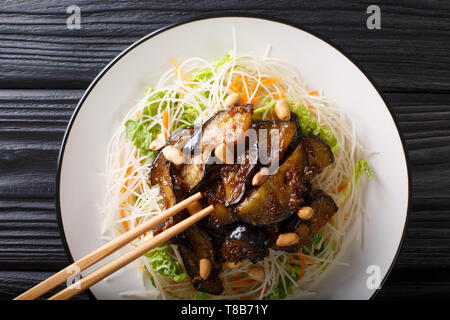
[57,16,410,300]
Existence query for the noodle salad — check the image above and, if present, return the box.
[101,35,373,300]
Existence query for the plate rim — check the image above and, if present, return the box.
[55,13,412,300]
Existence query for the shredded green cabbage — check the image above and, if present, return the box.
[355,159,374,181]
[341,159,374,197]
[195,291,211,300]
[303,232,324,256]
[253,98,276,115]
[290,104,339,154]
[125,87,202,158]
[144,244,186,283]
[124,120,155,158]
[178,104,200,128]
[191,51,234,83]
[267,263,301,300]
[143,88,168,117]
[269,234,326,299]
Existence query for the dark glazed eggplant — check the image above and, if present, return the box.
[219,136,259,206]
[149,127,193,233]
[252,120,298,166]
[150,151,176,209]
[178,224,224,295]
[221,224,267,263]
[272,189,338,253]
[199,105,253,151]
[302,137,334,174]
[271,214,312,253]
[176,151,211,193]
[203,184,236,229]
[150,127,194,200]
[211,120,296,209]
[309,190,338,234]
[234,143,309,226]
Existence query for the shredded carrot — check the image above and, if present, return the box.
[249,77,262,104]
[298,257,306,280]
[171,58,189,83]
[337,183,347,193]
[120,166,134,193]
[162,110,169,140]
[136,266,145,270]
[119,209,130,231]
[240,75,249,104]
[274,86,285,99]
[261,77,282,85]
[230,76,241,93]
[171,58,180,76]
[308,90,318,96]
[299,254,318,266]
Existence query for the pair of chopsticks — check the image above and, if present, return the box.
[14,192,212,300]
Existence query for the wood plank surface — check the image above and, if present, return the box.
[0,1,449,91]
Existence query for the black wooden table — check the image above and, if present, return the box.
[0,1,449,300]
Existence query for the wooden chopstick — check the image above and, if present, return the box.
[14,192,203,300]
[49,204,214,300]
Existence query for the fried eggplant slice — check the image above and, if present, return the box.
[219,136,259,206]
[252,120,298,165]
[263,223,280,248]
[150,127,194,207]
[199,105,253,151]
[201,135,259,227]
[176,151,212,192]
[202,182,236,229]
[271,214,312,253]
[272,189,338,253]
[178,224,224,295]
[150,151,176,209]
[221,224,267,263]
[149,127,194,232]
[302,137,334,173]
[234,144,309,226]
[309,190,338,234]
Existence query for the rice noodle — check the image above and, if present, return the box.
[101,36,370,300]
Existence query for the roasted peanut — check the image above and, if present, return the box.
[275,233,300,246]
[149,133,166,151]
[162,146,184,165]
[252,167,270,186]
[224,93,241,108]
[248,265,265,282]
[199,258,211,279]
[215,143,234,164]
[297,206,314,220]
[274,98,291,120]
